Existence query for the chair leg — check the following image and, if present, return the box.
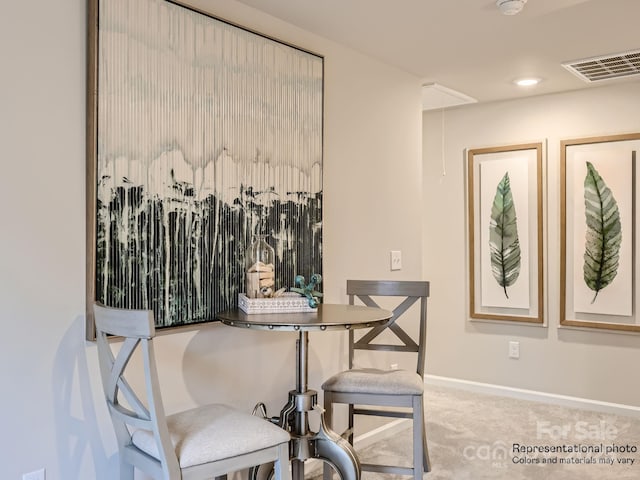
[412,395,425,480]
[323,391,334,480]
[119,460,134,480]
[347,403,354,445]
[422,420,431,473]
[417,393,431,472]
[275,443,291,480]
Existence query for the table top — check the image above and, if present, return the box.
[217,303,392,332]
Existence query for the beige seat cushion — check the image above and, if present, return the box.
[132,403,290,468]
[322,368,424,395]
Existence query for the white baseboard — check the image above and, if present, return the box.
[425,374,640,418]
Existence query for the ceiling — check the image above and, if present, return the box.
[231,0,640,107]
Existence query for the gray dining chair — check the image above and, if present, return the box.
[321,280,431,480]
[93,302,291,480]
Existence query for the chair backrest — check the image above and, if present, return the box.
[346,280,430,376]
[93,302,180,478]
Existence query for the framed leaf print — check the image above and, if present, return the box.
[560,133,640,332]
[467,143,544,324]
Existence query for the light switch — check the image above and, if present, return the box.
[509,341,520,359]
[390,250,402,271]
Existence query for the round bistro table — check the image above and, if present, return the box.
[217,304,392,480]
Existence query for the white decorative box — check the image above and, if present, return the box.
[238,292,317,314]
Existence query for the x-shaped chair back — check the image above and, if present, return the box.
[347,280,429,376]
[94,304,181,478]
[94,303,292,480]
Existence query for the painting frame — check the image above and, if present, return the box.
[467,142,544,324]
[86,0,324,340]
[560,133,640,332]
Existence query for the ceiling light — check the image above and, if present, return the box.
[514,78,540,87]
[496,0,527,16]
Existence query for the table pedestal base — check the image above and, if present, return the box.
[251,390,360,480]
[312,406,360,480]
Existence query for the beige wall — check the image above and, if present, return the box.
[423,81,640,406]
[6,0,639,478]
[0,0,422,478]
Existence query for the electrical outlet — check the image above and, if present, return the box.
[23,468,45,480]
[390,363,399,370]
[390,250,402,271]
[508,341,520,359]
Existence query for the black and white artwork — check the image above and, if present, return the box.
[86,0,323,336]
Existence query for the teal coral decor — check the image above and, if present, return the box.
[291,274,323,308]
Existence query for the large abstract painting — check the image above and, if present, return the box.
[86,0,324,339]
[560,133,640,332]
[467,143,544,324]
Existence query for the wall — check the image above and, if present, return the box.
[423,81,640,406]
[0,0,423,478]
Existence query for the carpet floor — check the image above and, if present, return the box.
[350,384,640,480]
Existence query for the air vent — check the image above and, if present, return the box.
[563,50,640,83]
